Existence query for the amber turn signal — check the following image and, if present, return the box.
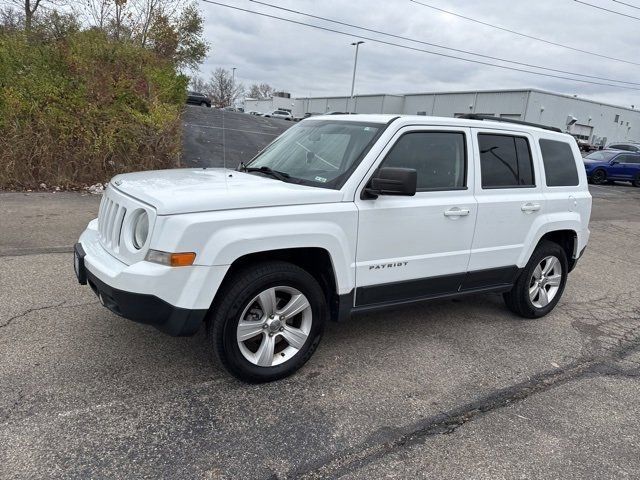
[145,249,196,267]
[169,252,196,267]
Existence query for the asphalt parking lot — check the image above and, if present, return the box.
[181,106,292,168]
[1,113,640,478]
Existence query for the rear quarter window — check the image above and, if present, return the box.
[539,139,580,187]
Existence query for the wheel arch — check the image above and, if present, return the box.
[531,229,579,272]
[212,247,343,321]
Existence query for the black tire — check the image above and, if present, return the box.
[200,101,210,108]
[591,169,607,185]
[503,240,568,319]
[633,174,640,188]
[208,261,327,383]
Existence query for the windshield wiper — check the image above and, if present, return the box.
[242,165,291,182]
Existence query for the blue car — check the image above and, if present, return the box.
[583,149,640,187]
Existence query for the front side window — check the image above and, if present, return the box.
[478,133,534,188]
[248,120,382,189]
[380,131,466,190]
[585,151,617,161]
[539,139,579,186]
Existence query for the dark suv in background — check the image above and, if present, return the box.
[186,91,211,108]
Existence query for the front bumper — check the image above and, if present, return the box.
[75,220,227,336]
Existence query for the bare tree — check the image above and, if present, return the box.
[131,0,180,47]
[84,0,112,29]
[0,6,23,31]
[6,0,60,30]
[208,68,244,108]
[248,83,274,100]
[112,0,127,40]
[189,75,210,95]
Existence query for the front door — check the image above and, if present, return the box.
[354,126,477,307]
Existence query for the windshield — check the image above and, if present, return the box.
[247,120,382,189]
[585,151,617,161]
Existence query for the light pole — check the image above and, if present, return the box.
[231,67,237,108]
[349,41,364,113]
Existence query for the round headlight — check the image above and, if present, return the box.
[132,211,149,249]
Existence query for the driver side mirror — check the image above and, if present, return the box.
[610,159,620,165]
[363,167,417,199]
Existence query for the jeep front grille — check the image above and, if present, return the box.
[98,194,127,250]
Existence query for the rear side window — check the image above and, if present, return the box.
[539,139,579,187]
[478,134,534,188]
[618,154,640,164]
[382,131,466,190]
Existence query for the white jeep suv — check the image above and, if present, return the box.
[74,114,591,382]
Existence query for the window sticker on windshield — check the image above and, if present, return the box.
[363,127,372,131]
[315,176,328,183]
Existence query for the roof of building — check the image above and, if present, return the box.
[293,88,639,115]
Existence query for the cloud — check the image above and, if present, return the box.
[196,0,640,108]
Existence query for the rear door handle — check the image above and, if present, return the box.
[521,203,541,213]
[444,207,470,217]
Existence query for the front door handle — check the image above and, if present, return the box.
[521,202,541,213]
[444,207,470,217]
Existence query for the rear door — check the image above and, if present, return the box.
[468,128,544,273]
[612,154,639,180]
[624,154,640,182]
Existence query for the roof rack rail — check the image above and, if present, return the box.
[458,114,563,133]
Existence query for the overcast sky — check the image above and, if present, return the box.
[196,0,640,108]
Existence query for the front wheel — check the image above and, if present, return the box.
[633,173,640,187]
[209,261,327,383]
[503,241,568,318]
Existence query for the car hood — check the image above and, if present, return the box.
[109,168,343,215]
[583,159,606,165]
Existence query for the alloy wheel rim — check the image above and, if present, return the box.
[236,286,312,367]
[529,256,562,308]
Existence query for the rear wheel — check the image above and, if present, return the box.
[633,173,640,187]
[591,169,607,185]
[209,261,327,383]
[200,101,209,107]
[503,241,568,318]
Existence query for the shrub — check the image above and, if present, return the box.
[0,29,188,189]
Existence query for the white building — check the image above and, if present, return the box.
[243,91,296,114]
[247,88,640,146]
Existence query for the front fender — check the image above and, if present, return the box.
[151,204,358,295]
